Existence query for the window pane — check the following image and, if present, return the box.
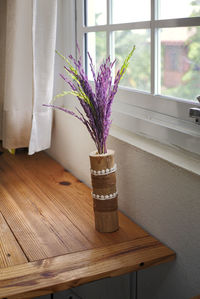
[86,0,107,26]
[160,27,200,101]
[158,0,200,19]
[86,32,106,80]
[114,30,150,92]
[112,0,150,23]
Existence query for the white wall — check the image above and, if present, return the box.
[47,110,200,299]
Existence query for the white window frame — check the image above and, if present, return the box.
[76,0,200,155]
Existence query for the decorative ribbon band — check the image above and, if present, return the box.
[90,164,117,176]
[92,192,118,200]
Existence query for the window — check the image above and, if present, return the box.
[76,0,200,155]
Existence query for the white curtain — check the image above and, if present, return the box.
[0,0,7,140]
[2,0,57,154]
[29,0,57,154]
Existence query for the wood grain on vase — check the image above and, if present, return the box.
[89,150,119,232]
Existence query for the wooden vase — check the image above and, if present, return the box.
[89,149,119,233]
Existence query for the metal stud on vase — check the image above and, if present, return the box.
[44,45,135,232]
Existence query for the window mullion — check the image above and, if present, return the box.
[151,0,160,95]
[154,28,161,95]
[82,21,150,32]
[106,0,110,58]
[155,17,200,28]
[151,0,155,94]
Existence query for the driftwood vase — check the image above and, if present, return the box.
[89,149,119,233]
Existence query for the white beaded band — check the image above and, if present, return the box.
[92,192,118,200]
[90,164,117,176]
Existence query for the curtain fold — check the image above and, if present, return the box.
[2,0,57,154]
[29,0,57,154]
[0,0,7,140]
[3,0,33,149]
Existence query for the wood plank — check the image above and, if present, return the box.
[0,183,50,261]
[0,236,175,299]
[0,158,92,261]
[3,151,148,247]
[0,150,175,298]
[0,212,27,268]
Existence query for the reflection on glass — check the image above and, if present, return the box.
[86,32,106,79]
[115,30,150,92]
[160,27,200,101]
[158,0,200,19]
[86,0,106,26]
[112,0,150,23]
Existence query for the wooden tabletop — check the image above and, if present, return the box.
[0,149,175,299]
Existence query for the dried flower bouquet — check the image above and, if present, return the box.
[44,46,135,154]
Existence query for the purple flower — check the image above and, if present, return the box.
[44,46,135,154]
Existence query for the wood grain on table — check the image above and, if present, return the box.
[0,150,175,299]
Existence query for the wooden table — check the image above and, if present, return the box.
[0,149,175,299]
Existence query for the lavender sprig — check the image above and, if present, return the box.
[44,46,135,154]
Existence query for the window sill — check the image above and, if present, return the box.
[110,124,200,177]
[112,100,200,156]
